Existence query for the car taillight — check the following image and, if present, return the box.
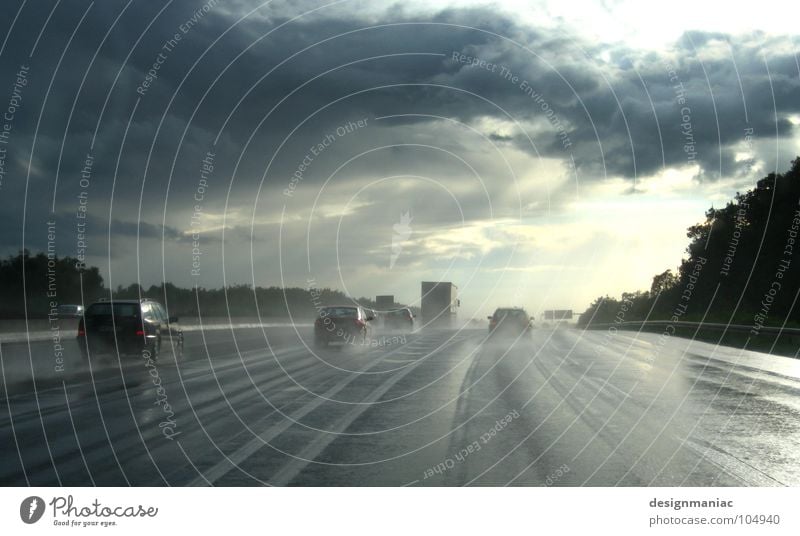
[354,318,365,327]
[77,326,85,336]
[315,318,323,326]
[136,329,145,336]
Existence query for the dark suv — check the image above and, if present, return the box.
[77,299,183,361]
[314,305,374,348]
[488,307,533,337]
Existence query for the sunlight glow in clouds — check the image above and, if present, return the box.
[4,0,797,318]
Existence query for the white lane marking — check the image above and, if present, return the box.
[0,345,312,423]
[383,359,416,364]
[268,357,426,486]
[0,322,315,343]
[2,358,333,484]
[0,343,308,404]
[188,340,420,486]
[581,375,632,400]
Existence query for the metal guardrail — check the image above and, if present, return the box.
[582,320,800,337]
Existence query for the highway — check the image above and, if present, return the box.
[1,324,799,486]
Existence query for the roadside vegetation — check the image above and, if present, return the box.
[579,157,800,332]
[0,252,380,319]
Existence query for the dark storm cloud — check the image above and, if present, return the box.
[0,0,798,286]
[1,209,184,256]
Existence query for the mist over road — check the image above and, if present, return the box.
[1,325,797,486]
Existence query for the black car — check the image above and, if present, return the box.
[488,307,533,337]
[314,305,374,347]
[77,299,183,361]
[383,308,414,332]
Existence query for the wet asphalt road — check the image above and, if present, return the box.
[1,324,799,486]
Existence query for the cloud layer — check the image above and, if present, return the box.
[0,0,797,312]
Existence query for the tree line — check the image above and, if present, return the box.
[579,157,800,329]
[0,251,380,319]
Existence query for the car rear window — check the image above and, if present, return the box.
[388,309,409,317]
[86,303,140,318]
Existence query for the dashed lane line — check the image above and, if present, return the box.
[267,356,427,485]
[187,337,430,486]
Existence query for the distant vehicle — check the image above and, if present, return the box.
[384,308,414,332]
[77,299,183,361]
[488,307,533,337]
[314,305,374,348]
[421,281,459,328]
[56,304,84,318]
[375,295,395,311]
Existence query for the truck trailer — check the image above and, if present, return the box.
[375,295,395,312]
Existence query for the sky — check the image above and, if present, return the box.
[0,0,798,318]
